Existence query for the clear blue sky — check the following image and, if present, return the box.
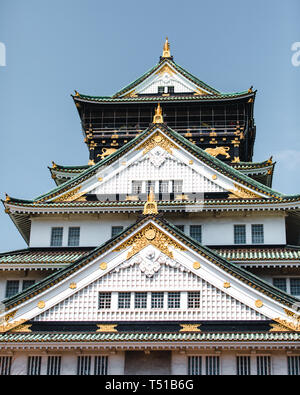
[0,0,299,252]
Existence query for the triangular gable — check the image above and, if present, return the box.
[1,216,299,333]
[15,123,284,205]
[113,58,221,99]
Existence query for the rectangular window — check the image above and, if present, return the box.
[188,356,202,375]
[168,292,181,309]
[257,356,271,375]
[5,280,19,298]
[151,292,164,309]
[23,280,35,291]
[206,356,220,375]
[158,86,165,94]
[68,227,80,246]
[188,291,201,309]
[50,227,63,247]
[118,292,131,309]
[27,356,42,376]
[94,356,108,375]
[77,356,91,375]
[290,279,300,296]
[234,225,246,244]
[252,224,264,244]
[168,86,174,94]
[98,293,111,309]
[146,180,156,194]
[135,292,147,309]
[132,181,143,194]
[47,356,61,376]
[273,278,287,293]
[173,180,183,193]
[0,356,12,376]
[236,356,251,375]
[190,225,202,243]
[159,180,169,194]
[111,226,124,238]
[288,356,300,375]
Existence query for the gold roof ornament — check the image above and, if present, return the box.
[153,103,164,124]
[52,161,57,169]
[143,188,158,215]
[162,37,171,58]
[5,194,11,202]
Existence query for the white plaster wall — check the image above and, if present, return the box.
[29,213,286,248]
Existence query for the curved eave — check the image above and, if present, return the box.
[72,91,255,104]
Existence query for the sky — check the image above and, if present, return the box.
[0,0,299,252]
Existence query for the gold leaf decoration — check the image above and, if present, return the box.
[229,184,261,199]
[96,324,118,333]
[114,223,186,260]
[179,324,201,332]
[137,131,179,155]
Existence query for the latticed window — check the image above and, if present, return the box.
[118,292,131,309]
[47,356,61,376]
[288,356,300,375]
[94,356,108,375]
[257,356,271,375]
[22,280,35,291]
[132,181,142,194]
[159,180,169,193]
[234,225,246,244]
[206,356,220,375]
[27,356,42,376]
[168,292,181,309]
[188,356,202,375]
[236,356,251,375]
[273,278,287,292]
[173,180,183,193]
[111,226,123,237]
[5,280,19,298]
[0,356,12,375]
[151,292,164,309]
[168,86,175,94]
[158,86,165,94]
[68,227,80,246]
[50,227,63,247]
[77,356,91,375]
[146,180,156,194]
[98,293,111,309]
[135,292,147,309]
[290,279,300,296]
[188,291,201,309]
[190,225,202,243]
[251,224,264,244]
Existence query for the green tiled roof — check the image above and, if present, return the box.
[214,246,300,261]
[74,58,251,102]
[1,246,299,267]
[0,248,92,265]
[3,216,299,310]
[0,332,299,343]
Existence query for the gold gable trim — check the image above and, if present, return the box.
[137,131,179,155]
[229,184,261,199]
[114,223,186,260]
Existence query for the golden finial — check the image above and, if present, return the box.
[267,156,273,165]
[5,194,11,202]
[143,187,158,215]
[74,90,80,97]
[52,161,57,169]
[248,86,253,93]
[153,103,164,124]
[162,37,171,58]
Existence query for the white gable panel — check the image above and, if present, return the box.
[138,75,195,95]
[35,256,267,322]
[91,155,226,195]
